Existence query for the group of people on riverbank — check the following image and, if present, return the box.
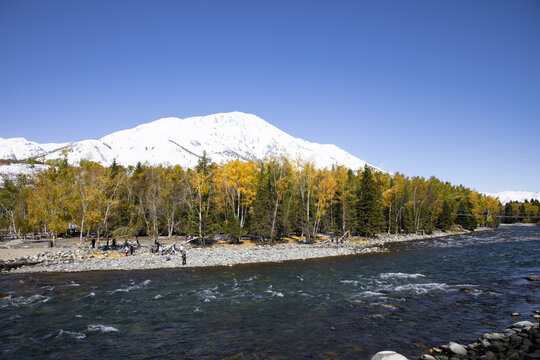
[155,242,187,265]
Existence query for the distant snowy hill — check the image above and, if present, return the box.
[0,112,383,174]
[485,191,540,204]
[0,137,68,160]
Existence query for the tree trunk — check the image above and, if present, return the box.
[306,190,311,241]
[270,194,279,240]
[388,203,392,234]
[80,215,85,246]
[198,202,202,240]
[342,199,346,235]
[10,212,17,238]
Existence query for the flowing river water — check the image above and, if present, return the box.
[1,226,539,359]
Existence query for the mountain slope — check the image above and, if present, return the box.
[1,112,383,172]
[0,137,69,160]
[485,191,540,204]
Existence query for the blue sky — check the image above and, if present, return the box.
[1,0,539,193]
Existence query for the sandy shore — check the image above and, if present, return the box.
[0,229,490,274]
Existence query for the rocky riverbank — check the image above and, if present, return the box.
[0,228,486,274]
[371,317,540,360]
[419,319,540,360]
[2,241,382,273]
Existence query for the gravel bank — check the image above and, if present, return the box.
[2,229,484,274]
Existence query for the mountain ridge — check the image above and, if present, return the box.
[1,112,538,204]
[0,112,384,172]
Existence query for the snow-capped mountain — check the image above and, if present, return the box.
[485,191,540,204]
[0,112,383,172]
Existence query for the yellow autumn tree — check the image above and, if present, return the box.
[26,164,76,246]
[313,169,337,235]
[296,161,318,241]
[214,160,258,228]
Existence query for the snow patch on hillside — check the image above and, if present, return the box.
[0,163,49,181]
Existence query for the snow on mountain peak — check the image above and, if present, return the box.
[1,112,383,173]
[484,191,540,204]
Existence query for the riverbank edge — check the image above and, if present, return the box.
[417,318,540,360]
[3,228,493,274]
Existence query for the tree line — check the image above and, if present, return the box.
[501,199,540,224]
[1,155,535,245]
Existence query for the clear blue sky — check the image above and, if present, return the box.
[1,0,539,193]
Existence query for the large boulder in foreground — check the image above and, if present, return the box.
[448,341,467,355]
[370,351,409,360]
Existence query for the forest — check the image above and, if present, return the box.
[0,155,538,245]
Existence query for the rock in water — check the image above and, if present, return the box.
[484,333,505,341]
[370,350,409,360]
[510,321,535,329]
[448,342,468,356]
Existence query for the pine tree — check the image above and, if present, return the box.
[503,202,514,224]
[437,199,453,231]
[356,166,383,236]
[455,199,476,231]
[223,215,245,243]
[519,203,527,223]
[401,206,415,233]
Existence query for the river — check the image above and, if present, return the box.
[1,226,539,359]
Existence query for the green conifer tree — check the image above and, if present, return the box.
[437,199,453,231]
[503,202,514,224]
[355,166,383,236]
[455,199,477,231]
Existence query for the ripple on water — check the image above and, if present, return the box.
[266,290,284,297]
[87,324,119,333]
[108,279,151,294]
[0,294,50,308]
[378,272,426,280]
[56,329,86,340]
[199,288,219,303]
[391,282,450,295]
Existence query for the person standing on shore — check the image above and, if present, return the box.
[182,248,187,265]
